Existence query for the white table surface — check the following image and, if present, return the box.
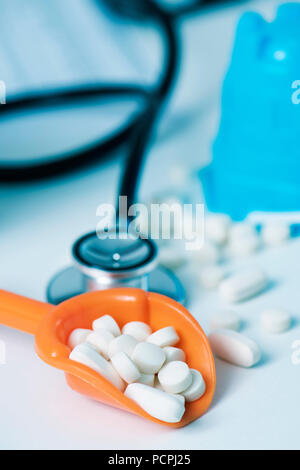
[0,0,299,450]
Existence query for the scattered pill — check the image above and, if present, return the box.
[210,310,241,332]
[122,321,152,342]
[108,334,138,359]
[261,309,291,334]
[69,342,125,390]
[111,352,141,384]
[158,242,187,270]
[136,373,155,387]
[261,222,290,246]
[125,383,185,423]
[205,214,231,245]
[192,241,220,265]
[227,234,260,257]
[158,361,192,394]
[132,342,166,374]
[86,330,114,360]
[68,328,92,349]
[219,268,268,303]
[209,329,261,367]
[181,369,206,402]
[92,315,121,337]
[163,346,186,363]
[147,326,179,348]
[229,223,256,241]
[199,265,226,289]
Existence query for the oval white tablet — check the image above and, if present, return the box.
[111,352,140,384]
[205,214,231,245]
[68,328,92,349]
[85,330,114,360]
[181,369,206,402]
[229,223,256,241]
[163,346,185,363]
[261,222,290,246]
[69,342,125,391]
[92,315,121,337]
[132,342,166,374]
[125,383,185,423]
[147,326,179,348]
[122,321,152,342]
[136,373,155,387]
[208,329,261,368]
[227,234,260,258]
[210,310,241,332]
[219,268,268,303]
[260,309,291,334]
[172,394,185,405]
[108,334,138,359]
[192,242,220,265]
[158,361,192,394]
[199,265,226,289]
[158,242,187,270]
[154,376,163,390]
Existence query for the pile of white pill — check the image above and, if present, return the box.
[156,211,291,291]
[67,209,294,419]
[68,317,206,423]
[190,215,292,365]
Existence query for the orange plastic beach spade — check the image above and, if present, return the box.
[0,288,215,427]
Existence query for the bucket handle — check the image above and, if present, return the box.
[0,290,53,335]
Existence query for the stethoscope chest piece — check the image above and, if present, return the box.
[47,230,186,305]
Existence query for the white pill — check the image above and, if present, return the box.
[147,326,179,348]
[68,328,92,349]
[122,322,152,342]
[205,214,231,245]
[261,222,290,246]
[136,373,155,387]
[108,334,138,359]
[199,265,226,289]
[163,346,186,363]
[85,330,114,360]
[158,361,192,394]
[154,376,163,390]
[158,242,187,270]
[69,342,125,391]
[111,352,140,384]
[219,268,268,303]
[261,309,291,334]
[227,234,260,257]
[132,342,166,374]
[125,383,185,423]
[172,394,185,405]
[92,315,120,337]
[210,310,241,332]
[181,369,206,402]
[192,241,220,265]
[208,329,261,367]
[229,223,256,241]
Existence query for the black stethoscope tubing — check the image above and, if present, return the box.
[0,0,178,212]
[0,0,226,208]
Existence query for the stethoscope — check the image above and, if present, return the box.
[0,0,230,305]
